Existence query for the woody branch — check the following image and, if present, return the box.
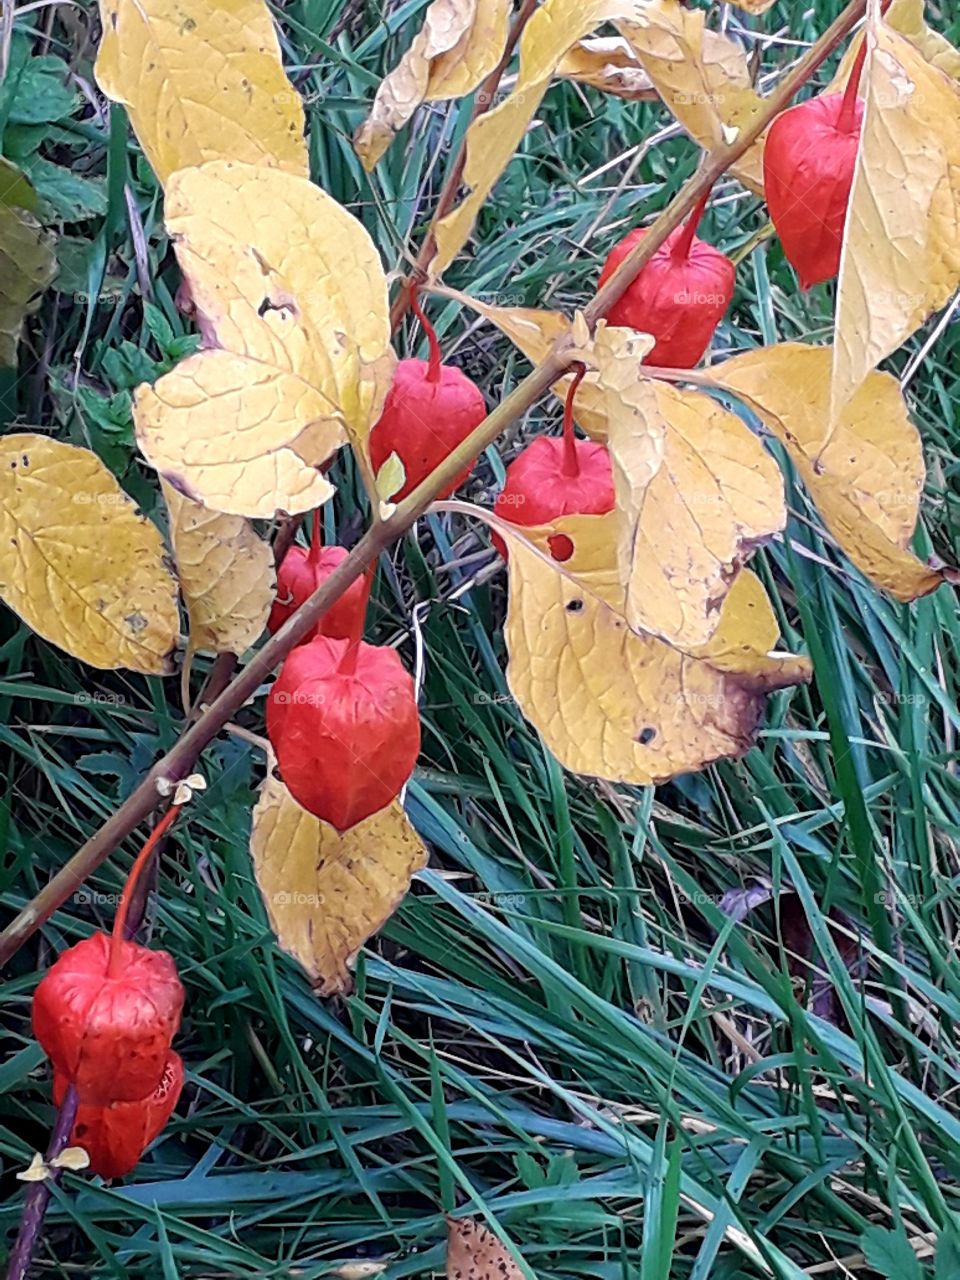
[0,0,871,968]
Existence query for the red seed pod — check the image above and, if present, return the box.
[268,538,367,641]
[267,634,421,832]
[763,89,864,290]
[33,932,183,1105]
[369,293,486,500]
[598,192,735,368]
[54,1052,183,1180]
[493,368,615,562]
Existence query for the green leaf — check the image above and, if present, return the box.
[861,1225,924,1280]
[0,39,77,125]
[935,1231,960,1280]
[20,156,107,222]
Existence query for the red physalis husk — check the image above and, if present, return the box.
[268,518,367,640]
[763,87,864,290]
[33,931,183,1105]
[493,367,615,562]
[598,191,735,368]
[267,630,421,833]
[369,291,486,500]
[54,1052,183,1180]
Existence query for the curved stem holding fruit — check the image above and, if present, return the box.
[560,365,587,478]
[108,805,182,979]
[671,187,712,261]
[410,287,443,383]
[0,0,873,969]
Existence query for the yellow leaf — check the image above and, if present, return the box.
[555,37,657,100]
[712,344,949,601]
[374,451,407,502]
[830,20,960,429]
[724,0,777,11]
[0,203,56,366]
[500,514,810,785]
[618,0,766,193]
[95,0,308,186]
[828,0,960,94]
[162,481,275,658]
[448,294,617,437]
[354,0,511,170]
[135,160,394,518]
[250,771,428,994]
[432,0,648,276]
[0,435,178,672]
[446,1218,525,1280]
[593,327,784,647]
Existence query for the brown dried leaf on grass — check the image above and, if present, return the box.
[432,0,649,275]
[555,37,657,100]
[353,0,512,170]
[617,0,766,193]
[446,1218,525,1279]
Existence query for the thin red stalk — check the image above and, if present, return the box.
[560,365,587,478]
[671,187,712,260]
[838,41,866,129]
[108,805,181,978]
[340,567,374,676]
[410,288,443,382]
[308,508,323,566]
[838,0,892,131]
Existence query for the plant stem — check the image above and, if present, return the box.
[410,288,443,383]
[671,187,712,261]
[341,567,374,676]
[5,1085,78,1280]
[308,507,322,566]
[108,805,182,978]
[560,365,587,478]
[389,0,540,332]
[0,0,871,969]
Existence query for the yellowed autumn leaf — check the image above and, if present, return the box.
[555,36,657,101]
[135,160,394,518]
[712,344,949,601]
[432,0,647,275]
[830,20,960,430]
[592,327,784,648]
[618,0,766,193]
[447,294,618,437]
[446,1218,525,1280]
[0,435,178,672]
[354,0,511,170]
[250,770,428,994]
[828,0,960,95]
[724,0,778,12]
[0,203,56,366]
[162,482,275,660]
[499,513,810,784]
[95,0,308,186]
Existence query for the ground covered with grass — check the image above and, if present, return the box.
[2,0,960,1276]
